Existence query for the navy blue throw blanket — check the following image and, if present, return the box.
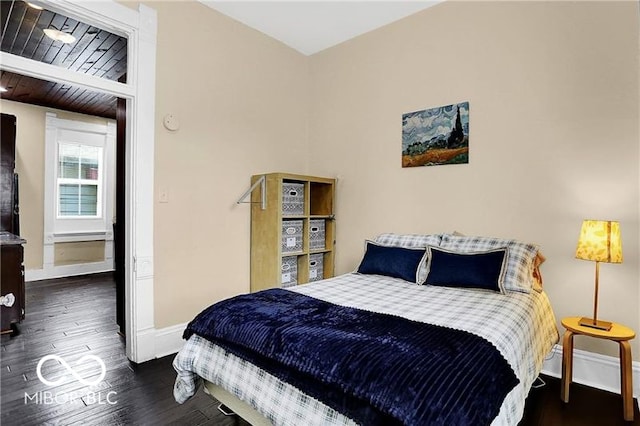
[184,289,518,426]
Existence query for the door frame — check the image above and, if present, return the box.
[0,0,157,363]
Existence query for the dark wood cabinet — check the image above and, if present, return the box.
[1,234,25,333]
[1,113,25,334]
[1,113,17,233]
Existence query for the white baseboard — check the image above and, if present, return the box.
[26,261,114,282]
[155,322,189,359]
[542,344,640,398]
[135,326,158,363]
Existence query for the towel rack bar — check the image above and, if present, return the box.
[237,175,266,210]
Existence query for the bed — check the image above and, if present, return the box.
[173,233,559,425]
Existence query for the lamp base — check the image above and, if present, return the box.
[579,317,612,331]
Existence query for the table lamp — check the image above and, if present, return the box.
[575,220,622,331]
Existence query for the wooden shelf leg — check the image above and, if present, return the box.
[619,340,634,421]
[561,330,575,403]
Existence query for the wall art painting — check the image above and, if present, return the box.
[402,101,469,167]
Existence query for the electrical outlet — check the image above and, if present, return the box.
[159,190,169,203]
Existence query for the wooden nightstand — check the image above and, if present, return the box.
[561,316,636,421]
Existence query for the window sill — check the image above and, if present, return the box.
[48,231,113,243]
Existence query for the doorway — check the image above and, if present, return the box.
[0,0,157,363]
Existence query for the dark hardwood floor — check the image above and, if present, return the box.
[1,273,638,425]
[1,273,248,426]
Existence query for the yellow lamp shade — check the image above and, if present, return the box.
[575,220,622,263]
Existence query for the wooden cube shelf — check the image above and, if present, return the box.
[250,173,336,292]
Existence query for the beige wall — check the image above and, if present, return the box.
[112,1,640,359]
[0,100,112,270]
[1,100,44,269]
[54,241,105,266]
[148,2,309,327]
[308,1,639,356]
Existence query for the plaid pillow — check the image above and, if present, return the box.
[373,233,443,284]
[440,234,539,293]
[374,233,442,248]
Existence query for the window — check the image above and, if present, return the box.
[57,143,103,217]
[44,113,115,240]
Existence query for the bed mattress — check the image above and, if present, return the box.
[174,272,558,425]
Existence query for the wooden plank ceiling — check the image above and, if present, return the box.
[0,0,127,119]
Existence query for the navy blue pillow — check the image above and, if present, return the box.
[357,241,427,283]
[424,246,507,292]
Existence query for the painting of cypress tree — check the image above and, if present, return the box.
[402,101,469,167]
